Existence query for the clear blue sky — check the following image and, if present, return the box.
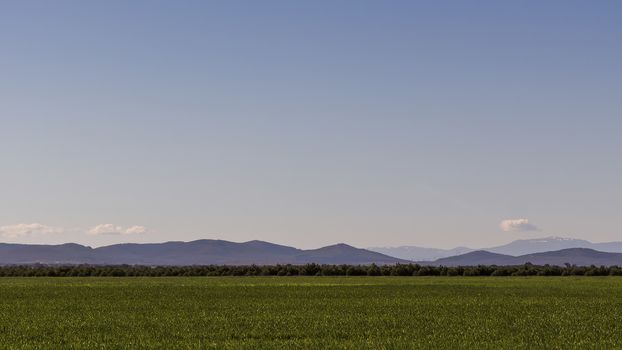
[1,1,621,248]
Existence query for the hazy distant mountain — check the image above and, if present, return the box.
[369,237,622,260]
[427,248,622,267]
[0,240,407,266]
[485,237,594,255]
[368,246,473,261]
[485,237,622,256]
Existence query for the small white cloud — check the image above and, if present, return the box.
[123,225,148,235]
[0,223,64,238]
[87,224,148,236]
[500,218,539,232]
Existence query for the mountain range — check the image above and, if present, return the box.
[426,248,622,267]
[2,237,622,267]
[0,240,407,266]
[369,237,622,261]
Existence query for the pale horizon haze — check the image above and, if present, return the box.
[1,1,621,249]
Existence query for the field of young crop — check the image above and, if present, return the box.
[0,277,621,349]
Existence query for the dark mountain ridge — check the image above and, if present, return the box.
[0,240,407,266]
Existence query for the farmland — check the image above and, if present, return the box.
[1,277,621,349]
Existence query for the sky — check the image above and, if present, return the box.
[1,1,621,249]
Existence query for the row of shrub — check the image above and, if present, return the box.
[0,263,621,277]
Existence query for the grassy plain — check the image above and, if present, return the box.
[0,277,621,349]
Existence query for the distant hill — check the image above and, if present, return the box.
[293,243,405,264]
[369,237,622,260]
[0,243,96,265]
[0,240,407,266]
[426,248,622,267]
[430,251,519,266]
[368,246,473,261]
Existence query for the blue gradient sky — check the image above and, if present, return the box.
[1,1,621,248]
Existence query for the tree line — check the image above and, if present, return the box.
[0,263,621,277]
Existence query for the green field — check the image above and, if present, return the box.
[1,277,621,349]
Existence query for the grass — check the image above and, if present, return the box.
[0,277,621,349]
